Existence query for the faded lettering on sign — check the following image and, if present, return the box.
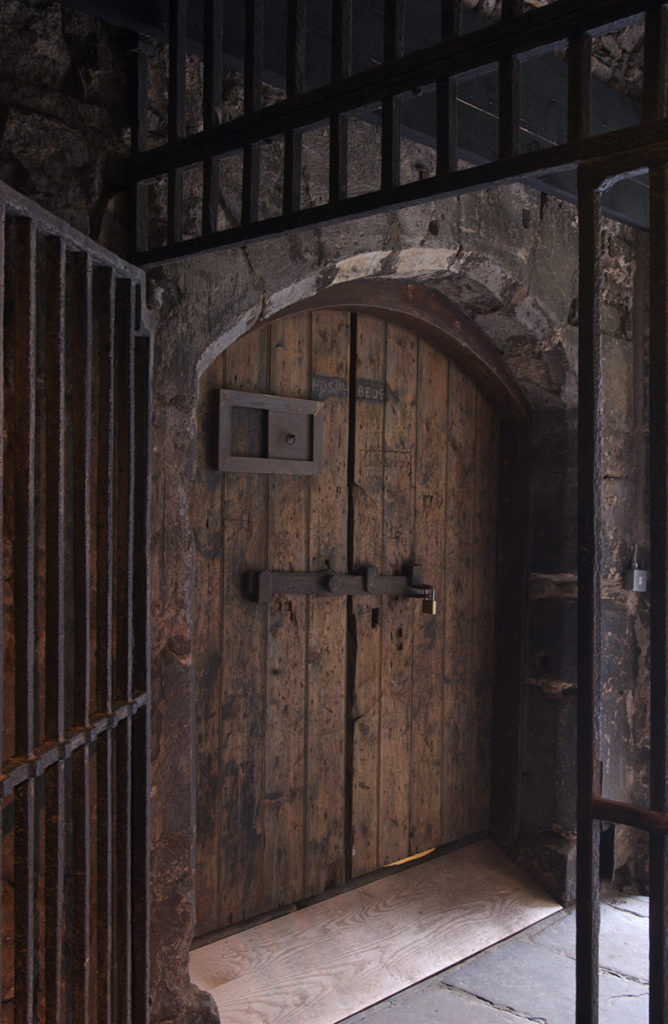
[356,379,385,402]
[311,375,348,400]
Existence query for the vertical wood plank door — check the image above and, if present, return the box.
[194,311,500,936]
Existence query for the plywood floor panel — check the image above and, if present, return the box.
[189,840,560,1024]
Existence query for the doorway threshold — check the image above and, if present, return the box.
[189,839,561,1024]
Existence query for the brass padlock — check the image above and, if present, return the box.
[422,586,437,615]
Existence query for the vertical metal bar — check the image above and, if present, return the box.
[576,164,602,1024]
[242,0,263,224]
[329,0,352,202]
[133,327,152,704]
[70,252,93,728]
[568,34,592,143]
[130,37,150,254]
[0,200,4,1010]
[72,746,91,1024]
[648,162,668,1024]
[283,0,306,215]
[94,268,116,716]
[45,762,66,1024]
[203,0,224,234]
[131,708,150,1024]
[44,237,66,742]
[168,0,187,244]
[13,217,37,760]
[114,279,136,704]
[499,2,521,161]
[441,0,461,38]
[381,0,405,190]
[44,236,67,1024]
[169,0,187,142]
[15,782,36,1023]
[436,0,460,176]
[116,718,133,1024]
[436,78,457,177]
[131,326,152,1024]
[97,731,113,1024]
[644,7,668,122]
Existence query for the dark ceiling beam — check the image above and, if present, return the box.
[60,0,648,228]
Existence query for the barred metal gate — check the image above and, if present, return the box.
[0,181,153,1023]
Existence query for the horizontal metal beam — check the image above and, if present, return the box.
[0,694,148,799]
[592,796,668,834]
[134,117,668,264]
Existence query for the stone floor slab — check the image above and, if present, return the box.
[529,904,648,982]
[341,981,537,1023]
[442,936,647,1024]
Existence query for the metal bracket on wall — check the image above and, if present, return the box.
[218,388,323,475]
[245,564,437,614]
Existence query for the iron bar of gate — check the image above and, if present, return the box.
[44,234,67,1024]
[114,278,136,706]
[203,0,224,234]
[130,37,149,254]
[71,251,93,728]
[242,0,263,225]
[576,164,602,1024]
[0,198,4,1012]
[72,745,92,1024]
[568,34,592,143]
[117,717,134,1024]
[329,0,352,203]
[643,6,668,121]
[648,160,668,1024]
[97,730,114,1023]
[381,0,405,190]
[436,0,459,177]
[94,267,116,717]
[499,0,521,160]
[284,0,306,215]
[168,0,187,245]
[13,215,38,1023]
[131,329,152,1024]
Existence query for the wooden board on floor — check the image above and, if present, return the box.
[189,840,561,1024]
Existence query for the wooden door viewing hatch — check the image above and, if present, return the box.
[194,310,500,938]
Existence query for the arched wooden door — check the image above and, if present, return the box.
[194,309,499,937]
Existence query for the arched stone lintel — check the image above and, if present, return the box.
[272,278,530,421]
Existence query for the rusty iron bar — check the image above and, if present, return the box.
[576,163,602,1024]
[648,160,668,1024]
[203,0,224,234]
[329,0,352,202]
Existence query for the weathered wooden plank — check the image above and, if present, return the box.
[442,363,476,844]
[263,314,310,912]
[194,355,225,936]
[217,327,269,927]
[410,339,448,855]
[191,840,560,1024]
[350,315,386,877]
[304,311,350,897]
[469,392,499,833]
[378,323,417,867]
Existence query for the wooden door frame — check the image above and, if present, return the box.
[258,278,531,850]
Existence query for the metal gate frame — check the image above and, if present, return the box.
[0,181,153,1023]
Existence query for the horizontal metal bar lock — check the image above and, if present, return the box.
[245,564,436,615]
[218,389,323,475]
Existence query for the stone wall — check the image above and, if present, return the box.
[0,3,651,1021]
